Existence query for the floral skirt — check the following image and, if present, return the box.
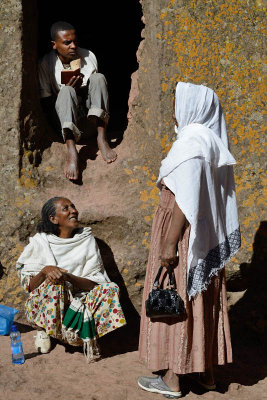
[25,281,126,343]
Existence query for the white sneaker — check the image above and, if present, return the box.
[34,330,51,354]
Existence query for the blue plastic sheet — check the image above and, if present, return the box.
[0,304,19,335]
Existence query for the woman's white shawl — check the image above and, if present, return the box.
[157,82,241,299]
[16,227,109,288]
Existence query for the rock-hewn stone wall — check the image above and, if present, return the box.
[0,0,25,306]
[153,0,266,286]
[0,0,266,322]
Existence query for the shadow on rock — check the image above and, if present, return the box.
[217,221,266,392]
[229,221,267,345]
[59,126,123,186]
[96,238,140,358]
[61,237,140,358]
[0,262,6,280]
[24,351,42,360]
[15,322,35,333]
[69,135,99,186]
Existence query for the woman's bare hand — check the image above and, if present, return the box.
[42,266,67,285]
[160,241,178,268]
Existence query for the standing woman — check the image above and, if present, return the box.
[16,197,126,360]
[138,82,241,398]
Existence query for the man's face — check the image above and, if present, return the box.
[52,29,78,62]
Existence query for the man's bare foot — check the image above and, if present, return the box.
[65,155,79,180]
[96,124,117,163]
[65,137,79,180]
[97,135,117,163]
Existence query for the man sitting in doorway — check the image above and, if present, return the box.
[39,21,117,181]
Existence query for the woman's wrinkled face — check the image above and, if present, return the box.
[50,198,79,231]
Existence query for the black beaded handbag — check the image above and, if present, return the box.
[145,265,186,319]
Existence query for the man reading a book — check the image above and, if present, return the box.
[38,21,117,180]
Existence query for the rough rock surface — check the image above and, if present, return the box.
[0,0,266,398]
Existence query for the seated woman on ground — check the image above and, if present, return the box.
[16,197,126,360]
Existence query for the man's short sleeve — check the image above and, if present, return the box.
[38,59,52,98]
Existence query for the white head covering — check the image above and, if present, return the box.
[157,82,241,298]
[158,83,236,181]
[175,82,228,147]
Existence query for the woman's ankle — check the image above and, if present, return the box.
[162,369,180,392]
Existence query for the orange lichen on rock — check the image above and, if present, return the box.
[156,0,265,266]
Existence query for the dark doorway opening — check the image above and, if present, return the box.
[37,1,143,139]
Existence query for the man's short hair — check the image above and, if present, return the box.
[50,21,75,41]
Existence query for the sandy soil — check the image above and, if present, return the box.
[0,319,266,400]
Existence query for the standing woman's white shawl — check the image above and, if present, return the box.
[16,227,109,288]
[157,82,241,299]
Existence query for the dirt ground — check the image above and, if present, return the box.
[0,317,266,400]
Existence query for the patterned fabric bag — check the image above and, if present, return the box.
[62,295,100,362]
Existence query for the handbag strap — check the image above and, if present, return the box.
[168,267,177,289]
[152,265,177,289]
[153,265,163,287]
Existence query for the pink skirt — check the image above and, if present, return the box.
[139,186,232,374]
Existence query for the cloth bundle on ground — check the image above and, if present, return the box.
[62,294,100,362]
[157,82,241,298]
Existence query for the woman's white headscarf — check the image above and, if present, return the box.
[157,82,241,298]
[175,81,228,147]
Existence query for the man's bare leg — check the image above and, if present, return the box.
[94,117,117,163]
[64,129,79,180]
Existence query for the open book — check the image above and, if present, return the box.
[61,59,81,84]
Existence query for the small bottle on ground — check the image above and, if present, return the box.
[10,324,25,364]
